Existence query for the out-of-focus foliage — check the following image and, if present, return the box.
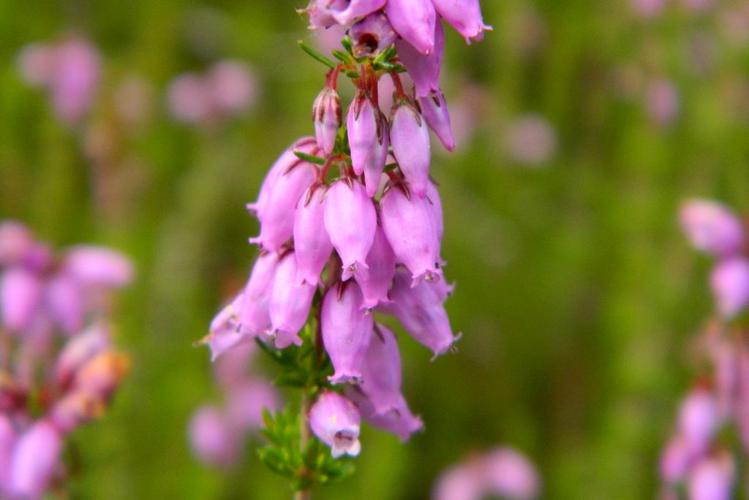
[1,0,748,498]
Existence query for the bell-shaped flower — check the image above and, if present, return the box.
[385,0,436,55]
[688,454,734,500]
[355,225,396,309]
[395,20,444,97]
[710,257,749,319]
[189,405,240,467]
[481,448,541,500]
[9,421,62,498]
[46,274,83,334]
[0,267,41,332]
[238,252,279,339]
[312,86,341,155]
[324,180,377,280]
[294,186,333,286]
[63,246,134,288]
[54,323,110,386]
[306,0,347,29]
[50,391,104,433]
[247,137,317,220]
[333,0,387,27]
[419,89,455,151]
[359,324,404,413]
[432,0,492,43]
[348,91,378,176]
[0,415,15,494]
[73,350,130,399]
[201,293,246,361]
[678,388,718,455]
[269,253,316,348]
[426,180,444,241]
[380,186,442,283]
[384,269,457,356]
[345,385,423,441]
[391,102,432,197]
[660,436,692,484]
[321,282,374,383]
[349,11,397,56]
[309,391,362,458]
[680,199,745,257]
[250,161,316,252]
[225,380,280,432]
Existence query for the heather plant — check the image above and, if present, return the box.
[0,221,132,497]
[659,200,749,498]
[199,0,489,495]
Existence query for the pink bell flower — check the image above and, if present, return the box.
[385,0,437,55]
[294,185,333,286]
[269,253,316,348]
[390,102,432,197]
[309,391,362,458]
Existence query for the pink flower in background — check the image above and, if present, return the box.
[167,60,259,125]
[631,0,665,18]
[18,36,101,123]
[505,114,557,167]
[434,447,541,500]
[646,78,679,126]
[0,221,131,497]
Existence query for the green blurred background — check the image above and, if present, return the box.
[2,0,749,498]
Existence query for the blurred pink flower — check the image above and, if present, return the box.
[646,78,679,126]
[631,0,665,18]
[167,61,258,125]
[505,114,557,167]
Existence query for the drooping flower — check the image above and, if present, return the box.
[309,391,362,458]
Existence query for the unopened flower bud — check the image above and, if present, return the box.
[324,180,377,280]
[419,90,455,151]
[309,391,362,458]
[322,282,374,384]
[391,102,432,197]
[313,86,341,155]
[250,160,316,252]
[269,253,316,348]
[710,257,749,319]
[294,186,333,286]
[380,186,442,284]
[355,225,396,309]
[395,20,444,98]
[680,199,745,257]
[432,0,492,43]
[1,267,41,332]
[385,0,437,55]
[9,421,62,498]
[348,92,390,198]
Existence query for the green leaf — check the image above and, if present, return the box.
[298,40,337,69]
[294,150,326,165]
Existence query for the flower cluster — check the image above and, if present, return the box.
[202,0,488,466]
[658,200,749,498]
[17,36,100,124]
[189,342,280,468]
[433,447,540,500]
[0,221,132,498]
[167,60,259,125]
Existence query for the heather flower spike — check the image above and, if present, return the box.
[309,391,362,458]
[390,101,432,197]
[661,199,749,496]
[203,1,488,490]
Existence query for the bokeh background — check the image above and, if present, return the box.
[2,0,749,498]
